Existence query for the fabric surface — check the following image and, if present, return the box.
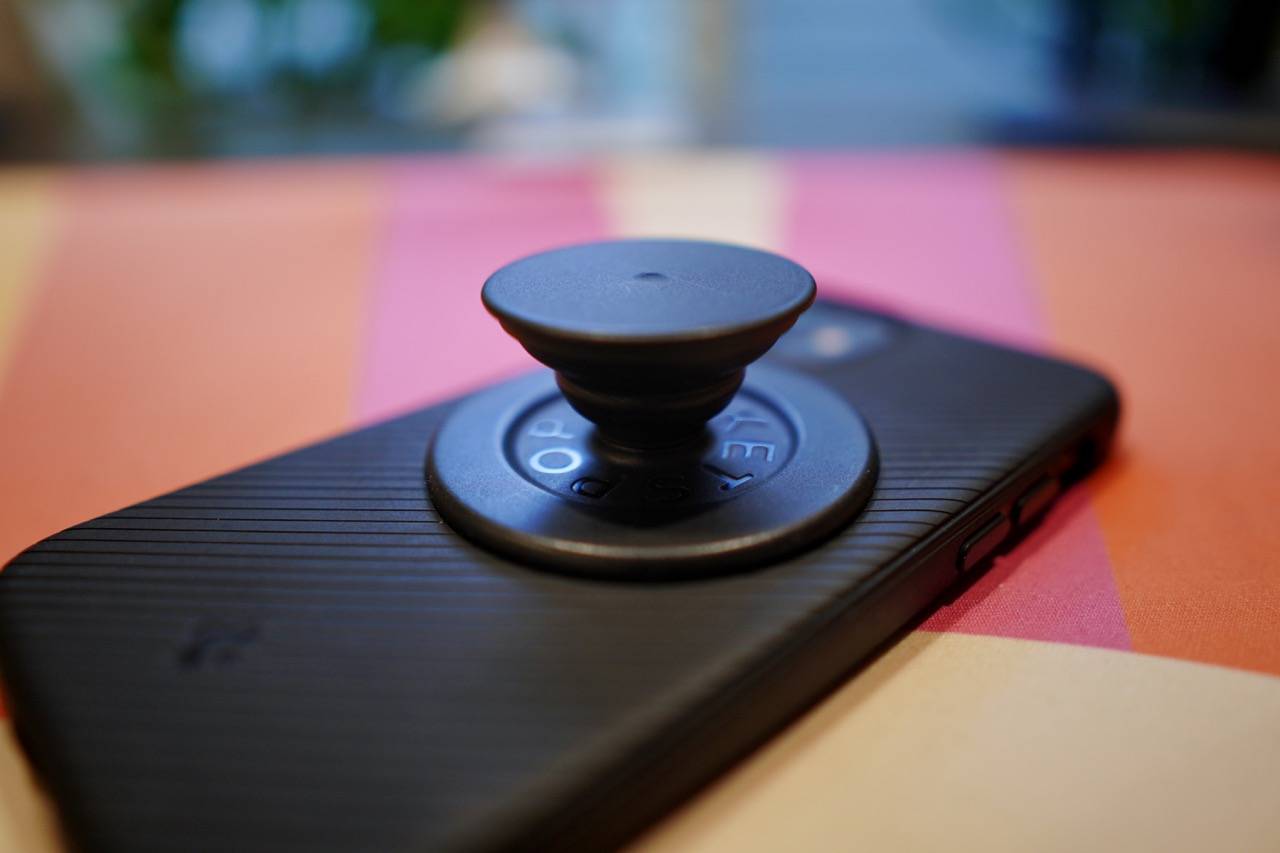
[0,151,1276,851]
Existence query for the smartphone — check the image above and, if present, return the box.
[0,298,1117,852]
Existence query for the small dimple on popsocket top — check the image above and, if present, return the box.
[428,239,878,579]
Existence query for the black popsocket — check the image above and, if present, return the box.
[427,240,877,578]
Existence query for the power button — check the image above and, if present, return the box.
[958,514,1011,573]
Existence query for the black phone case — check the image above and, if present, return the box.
[0,300,1117,853]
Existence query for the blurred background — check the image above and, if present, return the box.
[1,0,1278,161]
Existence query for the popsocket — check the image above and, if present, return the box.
[427,240,877,578]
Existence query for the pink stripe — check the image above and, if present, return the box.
[786,152,1042,348]
[357,157,608,422]
[786,152,1130,649]
[921,485,1129,648]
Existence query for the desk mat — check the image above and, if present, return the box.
[0,151,1277,851]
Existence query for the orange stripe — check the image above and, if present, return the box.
[1008,152,1280,675]
[0,160,382,563]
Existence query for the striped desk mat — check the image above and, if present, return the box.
[1,151,1277,851]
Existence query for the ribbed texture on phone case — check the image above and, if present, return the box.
[0,313,1114,852]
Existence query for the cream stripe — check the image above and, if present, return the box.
[7,636,1275,852]
[636,632,1280,853]
[0,169,54,382]
[0,722,63,852]
[599,151,783,250]
[0,170,63,853]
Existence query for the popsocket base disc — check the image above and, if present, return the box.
[427,365,877,580]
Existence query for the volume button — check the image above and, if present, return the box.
[958,514,1011,573]
[1014,476,1060,527]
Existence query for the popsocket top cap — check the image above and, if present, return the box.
[482,239,816,447]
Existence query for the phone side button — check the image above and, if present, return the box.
[1014,476,1060,527]
[958,514,1011,573]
